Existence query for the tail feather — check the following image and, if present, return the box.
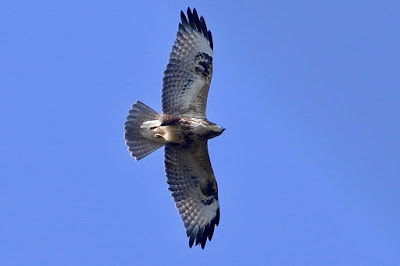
[124,101,164,160]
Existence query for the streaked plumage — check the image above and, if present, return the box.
[124,8,224,249]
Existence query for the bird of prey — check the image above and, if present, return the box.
[124,8,224,249]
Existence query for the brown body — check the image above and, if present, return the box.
[140,115,224,146]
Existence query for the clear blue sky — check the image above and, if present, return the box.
[1,0,399,265]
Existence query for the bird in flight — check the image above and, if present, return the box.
[124,7,224,249]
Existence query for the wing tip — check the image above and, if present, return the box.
[180,7,213,50]
[188,207,220,249]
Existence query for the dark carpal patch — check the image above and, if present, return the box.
[200,179,218,197]
[195,52,213,78]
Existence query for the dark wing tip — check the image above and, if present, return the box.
[187,207,220,249]
[180,7,213,50]
[180,10,189,26]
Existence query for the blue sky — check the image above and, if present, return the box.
[1,0,399,265]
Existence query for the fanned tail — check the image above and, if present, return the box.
[124,101,164,160]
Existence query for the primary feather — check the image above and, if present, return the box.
[162,8,214,119]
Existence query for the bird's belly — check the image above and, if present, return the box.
[139,120,184,144]
[158,125,185,143]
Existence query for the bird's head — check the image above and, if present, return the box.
[208,124,225,139]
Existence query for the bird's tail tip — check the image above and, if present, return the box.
[124,101,163,160]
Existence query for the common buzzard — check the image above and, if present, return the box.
[125,7,224,249]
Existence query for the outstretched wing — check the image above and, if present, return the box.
[164,142,220,249]
[162,8,213,119]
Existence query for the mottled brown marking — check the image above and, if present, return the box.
[200,179,218,197]
[160,115,181,126]
[195,52,213,79]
